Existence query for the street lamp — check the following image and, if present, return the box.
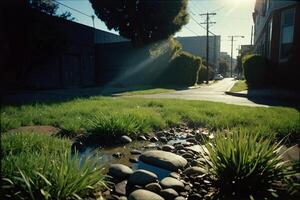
[229,35,244,77]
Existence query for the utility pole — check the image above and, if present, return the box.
[228,35,244,77]
[200,12,216,84]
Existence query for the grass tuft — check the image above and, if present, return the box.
[198,131,299,198]
[1,132,107,200]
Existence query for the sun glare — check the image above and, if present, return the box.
[224,0,255,5]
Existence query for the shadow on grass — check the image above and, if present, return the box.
[1,85,187,106]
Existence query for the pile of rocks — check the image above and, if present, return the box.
[101,124,215,200]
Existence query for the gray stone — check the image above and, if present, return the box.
[162,145,175,152]
[177,149,186,154]
[160,188,178,200]
[119,135,132,144]
[169,172,180,179]
[160,177,184,191]
[119,196,128,200]
[175,196,186,200]
[138,135,148,141]
[185,145,208,154]
[112,152,123,158]
[159,136,168,143]
[129,157,139,163]
[144,143,157,148]
[108,164,133,180]
[128,189,164,200]
[186,138,197,144]
[184,167,206,176]
[115,180,127,196]
[128,169,158,186]
[145,182,162,193]
[140,150,187,171]
[175,144,184,150]
[181,152,194,159]
[130,149,142,155]
[189,193,202,200]
[150,136,159,142]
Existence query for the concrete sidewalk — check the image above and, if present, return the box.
[225,89,300,101]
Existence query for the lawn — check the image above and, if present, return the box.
[1,97,299,199]
[230,80,248,92]
[1,97,299,140]
[117,88,175,96]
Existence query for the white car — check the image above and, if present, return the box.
[214,74,224,80]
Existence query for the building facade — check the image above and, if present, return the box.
[176,36,221,68]
[1,8,131,91]
[253,0,300,68]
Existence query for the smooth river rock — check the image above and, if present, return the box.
[162,145,175,152]
[184,166,207,176]
[128,189,164,200]
[128,169,158,186]
[139,150,187,171]
[108,164,133,180]
[160,188,179,200]
[145,182,162,193]
[160,177,185,191]
[119,135,132,144]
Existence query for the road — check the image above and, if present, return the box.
[137,78,269,107]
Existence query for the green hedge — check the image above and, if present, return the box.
[156,51,202,87]
[197,65,215,84]
[242,54,269,87]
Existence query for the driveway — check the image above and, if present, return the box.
[137,78,275,107]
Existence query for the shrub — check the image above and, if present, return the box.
[1,132,106,200]
[197,64,215,84]
[242,54,269,87]
[198,131,298,199]
[156,51,201,87]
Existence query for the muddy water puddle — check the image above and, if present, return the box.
[78,132,189,179]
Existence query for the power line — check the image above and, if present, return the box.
[184,26,201,36]
[54,0,95,28]
[54,0,92,18]
[189,12,217,36]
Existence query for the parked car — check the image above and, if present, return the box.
[214,74,224,80]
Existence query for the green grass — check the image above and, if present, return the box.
[1,97,299,140]
[1,132,107,200]
[230,80,248,92]
[198,131,299,199]
[117,88,175,96]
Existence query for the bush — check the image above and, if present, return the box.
[242,54,269,87]
[156,51,201,87]
[1,132,106,200]
[198,131,297,199]
[197,64,215,84]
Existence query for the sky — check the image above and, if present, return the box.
[56,0,256,58]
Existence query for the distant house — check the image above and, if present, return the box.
[176,36,221,68]
[253,0,299,66]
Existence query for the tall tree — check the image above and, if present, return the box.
[29,0,74,20]
[219,60,229,77]
[89,0,189,46]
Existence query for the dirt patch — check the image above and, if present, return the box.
[7,125,61,135]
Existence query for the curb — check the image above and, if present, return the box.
[225,91,248,98]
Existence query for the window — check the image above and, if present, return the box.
[280,8,295,60]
